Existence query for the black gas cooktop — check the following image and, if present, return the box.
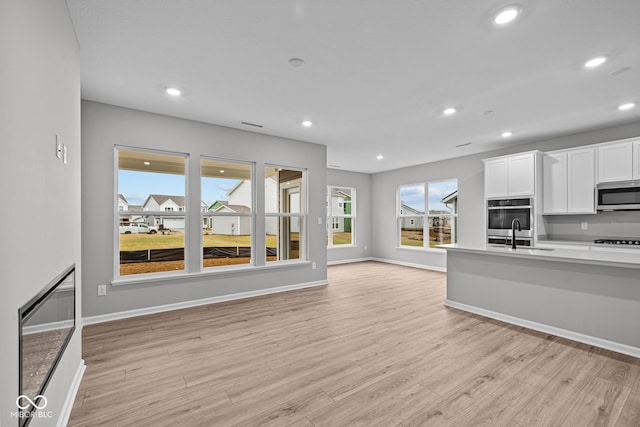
[593,238,640,246]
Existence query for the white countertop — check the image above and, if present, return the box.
[439,243,640,269]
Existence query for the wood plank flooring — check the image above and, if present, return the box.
[68,261,640,426]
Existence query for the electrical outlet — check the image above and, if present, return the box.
[364,245,368,251]
[97,285,107,296]
[581,222,588,230]
[318,217,322,225]
[312,262,317,269]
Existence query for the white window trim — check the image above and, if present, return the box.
[114,146,190,280]
[266,165,308,263]
[397,179,458,251]
[115,150,312,283]
[200,156,256,270]
[327,185,356,248]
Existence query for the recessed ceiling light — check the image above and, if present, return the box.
[494,5,521,25]
[618,102,636,111]
[302,120,313,127]
[288,58,305,68]
[143,161,150,165]
[584,56,607,68]
[443,107,456,115]
[219,170,225,173]
[376,155,384,160]
[502,131,513,137]
[165,86,181,96]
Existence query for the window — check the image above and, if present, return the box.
[265,166,306,262]
[116,148,187,277]
[327,186,356,247]
[398,179,457,249]
[115,149,309,281]
[201,158,253,269]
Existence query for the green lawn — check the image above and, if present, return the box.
[331,232,353,245]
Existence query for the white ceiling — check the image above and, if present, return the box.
[67,0,640,173]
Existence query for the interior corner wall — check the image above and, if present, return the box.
[327,169,373,264]
[370,120,640,270]
[81,101,327,318]
[0,0,82,425]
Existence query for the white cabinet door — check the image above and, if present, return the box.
[598,142,633,182]
[567,148,595,213]
[508,154,535,196]
[543,152,567,214]
[484,158,508,198]
[633,140,640,180]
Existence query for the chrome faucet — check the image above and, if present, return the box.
[510,218,521,249]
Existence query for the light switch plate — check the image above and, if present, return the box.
[97,285,107,296]
[63,144,68,164]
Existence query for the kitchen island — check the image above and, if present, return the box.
[441,244,640,357]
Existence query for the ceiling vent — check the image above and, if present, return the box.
[240,121,264,128]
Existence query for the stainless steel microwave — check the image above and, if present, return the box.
[597,181,640,211]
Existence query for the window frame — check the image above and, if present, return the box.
[200,157,256,271]
[114,146,190,281]
[326,185,356,248]
[397,179,458,251]
[265,165,308,263]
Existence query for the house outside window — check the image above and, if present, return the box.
[116,148,187,277]
[202,158,254,269]
[398,179,458,249]
[327,186,355,247]
[265,166,306,262]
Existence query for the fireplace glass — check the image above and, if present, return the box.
[18,265,75,427]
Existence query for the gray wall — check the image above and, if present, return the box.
[81,101,327,318]
[544,211,640,242]
[370,120,640,269]
[0,0,82,425]
[327,169,373,263]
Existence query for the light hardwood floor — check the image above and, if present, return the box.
[69,262,640,426]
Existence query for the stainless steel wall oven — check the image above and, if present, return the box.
[487,198,534,246]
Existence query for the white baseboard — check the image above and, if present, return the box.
[327,257,373,266]
[444,299,640,359]
[83,280,328,325]
[369,257,447,273]
[57,359,85,427]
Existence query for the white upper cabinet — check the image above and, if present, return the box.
[634,140,640,180]
[543,152,567,214]
[598,142,633,182]
[567,149,596,213]
[543,148,595,214]
[484,152,537,198]
[484,158,509,198]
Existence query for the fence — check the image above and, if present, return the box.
[120,247,278,263]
